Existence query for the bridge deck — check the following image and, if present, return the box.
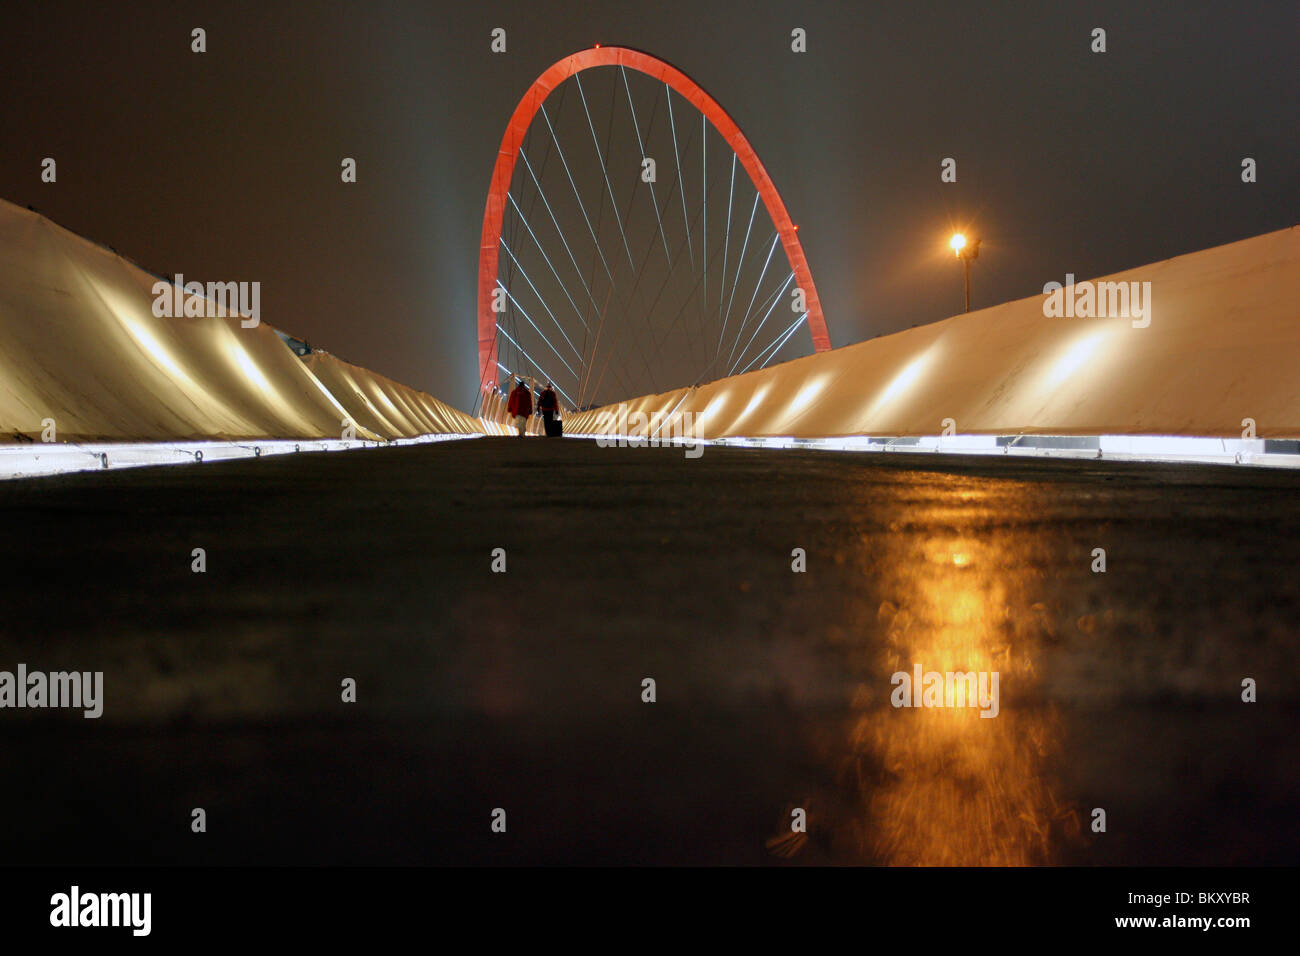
[1,438,1296,864]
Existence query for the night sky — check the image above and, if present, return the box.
[3,0,1295,409]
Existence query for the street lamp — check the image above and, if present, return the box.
[950,233,981,313]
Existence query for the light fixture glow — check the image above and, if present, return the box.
[229,339,273,396]
[697,393,728,423]
[736,385,771,423]
[875,355,928,408]
[122,317,187,382]
[1045,331,1106,388]
[787,377,828,417]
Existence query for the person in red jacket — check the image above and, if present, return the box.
[506,379,532,436]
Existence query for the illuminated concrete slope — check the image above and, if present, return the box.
[304,352,481,437]
[566,225,1300,441]
[0,200,476,443]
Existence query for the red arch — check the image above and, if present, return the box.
[477,45,831,395]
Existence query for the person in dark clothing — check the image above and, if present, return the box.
[506,379,532,436]
[537,383,560,436]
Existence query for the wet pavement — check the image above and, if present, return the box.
[0,437,1297,864]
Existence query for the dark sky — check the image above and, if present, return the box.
[3,0,1295,410]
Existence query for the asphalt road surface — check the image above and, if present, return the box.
[1,437,1296,864]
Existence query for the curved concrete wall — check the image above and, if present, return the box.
[305,352,481,438]
[0,200,477,443]
[7,197,1293,448]
[566,225,1300,441]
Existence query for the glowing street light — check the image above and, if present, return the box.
[950,233,981,313]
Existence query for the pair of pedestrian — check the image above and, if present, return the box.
[506,379,560,437]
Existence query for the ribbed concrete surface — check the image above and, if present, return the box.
[567,226,1300,440]
[0,199,479,443]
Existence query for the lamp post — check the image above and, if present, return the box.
[950,233,981,313]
